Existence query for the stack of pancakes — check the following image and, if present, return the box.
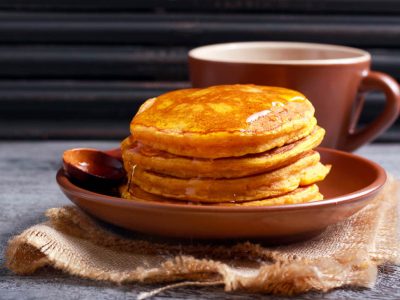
[120,84,331,206]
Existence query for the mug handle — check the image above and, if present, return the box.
[343,71,400,151]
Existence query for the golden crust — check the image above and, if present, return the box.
[120,183,323,207]
[215,185,323,206]
[120,84,330,205]
[130,84,315,158]
[130,151,330,202]
[122,126,325,179]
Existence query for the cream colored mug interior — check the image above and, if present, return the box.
[189,42,370,65]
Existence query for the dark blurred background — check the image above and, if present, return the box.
[1,0,400,141]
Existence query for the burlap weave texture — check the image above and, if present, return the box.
[5,176,400,296]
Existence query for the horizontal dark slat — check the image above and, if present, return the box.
[0,4,398,143]
[0,46,398,81]
[0,81,189,119]
[0,13,400,46]
[0,46,187,79]
[0,80,189,95]
[1,0,400,14]
[0,80,396,125]
[370,49,400,79]
[0,119,130,140]
[0,80,398,141]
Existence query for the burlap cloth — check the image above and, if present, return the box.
[5,175,400,298]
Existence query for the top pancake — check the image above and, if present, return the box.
[131,84,316,158]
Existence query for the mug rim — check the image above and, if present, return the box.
[189,42,371,65]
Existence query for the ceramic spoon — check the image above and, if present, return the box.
[63,148,125,185]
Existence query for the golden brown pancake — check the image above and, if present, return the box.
[120,183,322,207]
[130,84,316,158]
[130,151,331,202]
[215,185,323,206]
[121,84,331,206]
[122,126,325,179]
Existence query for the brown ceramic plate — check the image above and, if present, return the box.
[56,147,386,242]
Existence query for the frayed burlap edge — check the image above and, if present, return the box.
[5,176,400,297]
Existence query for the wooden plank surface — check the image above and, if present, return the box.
[0,141,399,299]
[0,81,189,122]
[0,47,398,80]
[1,0,400,14]
[0,79,398,140]
[1,12,400,46]
[0,1,399,141]
[0,46,187,79]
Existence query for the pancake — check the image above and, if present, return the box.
[215,185,323,206]
[122,126,325,179]
[120,183,323,207]
[130,151,331,202]
[130,84,316,158]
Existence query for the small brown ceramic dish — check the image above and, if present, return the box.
[57,148,386,242]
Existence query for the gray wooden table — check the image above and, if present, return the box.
[1,141,399,300]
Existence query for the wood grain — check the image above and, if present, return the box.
[0,141,399,299]
[0,12,400,46]
[0,79,398,140]
[0,1,399,141]
[1,0,400,14]
[0,47,398,81]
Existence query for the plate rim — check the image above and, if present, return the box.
[56,147,387,213]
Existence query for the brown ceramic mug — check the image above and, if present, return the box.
[189,42,400,151]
